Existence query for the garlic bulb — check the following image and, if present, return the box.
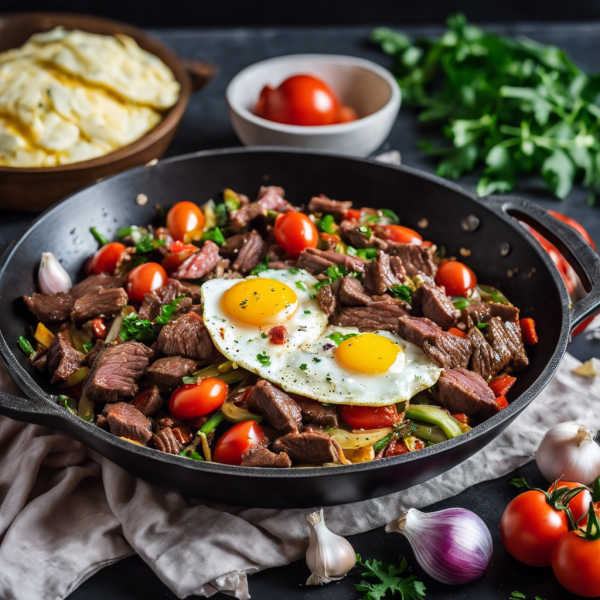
[536,422,600,484]
[305,509,356,585]
[38,252,72,295]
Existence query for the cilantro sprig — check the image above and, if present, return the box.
[156,296,185,325]
[120,314,156,342]
[354,554,426,600]
[389,284,412,304]
[373,14,600,200]
[251,256,270,275]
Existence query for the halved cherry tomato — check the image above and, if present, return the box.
[343,209,363,221]
[495,395,509,410]
[169,378,229,421]
[435,260,477,297]
[92,318,107,340]
[520,318,538,345]
[339,405,401,430]
[274,211,319,257]
[213,420,266,466]
[168,241,198,254]
[549,210,596,250]
[375,225,423,245]
[255,75,340,126]
[126,262,168,303]
[452,413,469,425]
[489,375,516,398]
[447,327,467,338]
[89,242,126,275]
[548,481,592,526]
[500,489,570,566]
[166,201,205,242]
[162,241,198,274]
[552,530,600,597]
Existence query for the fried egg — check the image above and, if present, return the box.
[201,269,442,406]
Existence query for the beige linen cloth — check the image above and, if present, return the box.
[0,353,599,600]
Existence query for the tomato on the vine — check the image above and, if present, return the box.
[169,378,228,420]
[89,242,125,275]
[213,420,266,465]
[339,405,401,430]
[274,211,319,257]
[435,260,477,297]
[126,262,168,303]
[552,529,600,597]
[548,481,592,526]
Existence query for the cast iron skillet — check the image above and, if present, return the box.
[1,148,599,508]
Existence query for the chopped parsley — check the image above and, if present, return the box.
[120,314,156,342]
[381,208,400,223]
[357,225,373,239]
[388,284,412,304]
[251,256,270,275]
[313,357,322,363]
[317,214,336,233]
[257,353,272,367]
[289,267,300,274]
[201,227,226,246]
[296,281,308,292]
[326,375,332,382]
[326,264,349,282]
[327,332,358,346]
[82,341,94,354]
[135,234,166,254]
[260,332,267,339]
[155,296,185,325]
[314,280,329,291]
[354,554,426,600]
[304,310,311,314]
[17,336,34,357]
[300,364,308,370]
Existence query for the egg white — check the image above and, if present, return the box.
[202,269,443,407]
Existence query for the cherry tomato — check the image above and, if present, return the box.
[169,378,228,420]
[375,225,423,245]
[549,210,596,250]
[339,405,401,430]
[166,201,206,242]
[162,242,198,274]
[500,489,569,566]
[548,481,592,526]
[385,440,410,456]
[552,530,600,597]
[89,242,126,275]
[255,75,340,126]
[213,420,266,466]
[435,260,477,297]
[274,211,319,257]
[126,262,168,303]
[92,318,107,340]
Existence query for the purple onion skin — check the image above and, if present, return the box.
[400,507,493,585]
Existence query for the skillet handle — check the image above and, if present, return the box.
[0,390,65,426]
[486,195,600,332]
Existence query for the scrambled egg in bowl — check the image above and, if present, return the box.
[0,27,181,167]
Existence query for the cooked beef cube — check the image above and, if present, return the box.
[339,221,389,250]
[71,287,128,325]
[33,352,48,372]
[131,386,164,416]
[96,414,109,430]
[317,285,340,318]
[228,203,263,233]
[335,302,409,333]
[228,187,293,233]
[489,303,520,322]
[23,273,117,322]
[386,242,437,277]
[220,232,267,273]
[463,302,493,325]
[171,425,194,445]
[256,185,287,206]
[245,379,302,433]
[267,260,292,270]
[293,396,338,427]
[338,276,372,306]
[145,357,197,389]
[464,302,520,325]
[82,339,104,368]
[83,341,154,403]
[156,312,217,362]
[468,326,503,381]
[307,195,352,219]
[414,283,459,329]
[272,431,344,464]
[436,368,499,420]
[102,402,153,444]
[398,316,472,369]
[268,325,289,345]
[152,427,183,454]
[45,335,82,385]
[363,251,406,296]
[139,279,197,321]
[174,241,221,280]
[487,317,529,372]
[296,248,365,274]
[241,446,292,468]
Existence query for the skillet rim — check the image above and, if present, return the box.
[0,146,571,479]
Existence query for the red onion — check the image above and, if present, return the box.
[386,507,492,585]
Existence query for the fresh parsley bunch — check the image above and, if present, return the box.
[372,14,600,200]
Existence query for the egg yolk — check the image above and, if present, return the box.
[335,333,400,374]
[222,278,299,327]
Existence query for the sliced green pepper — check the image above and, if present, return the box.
[200,412,225,435]
[405,405,463,439]
[452,296,472,310]
[17,336,34,357]
[89,227,109,246]
[412,422,449,444]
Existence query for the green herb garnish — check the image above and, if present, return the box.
[477,322,489,330]
[388,284,412,304]
[261,332,267,339]
[347,246,378,260]
[296,281,308,292]
[120,314,156,342]
[354,554,426,600]
[314,280,330,291]
[327,332,358,346]
[251,256,270,275]
[300,364,308,370]
[452,296,473,310]
[89,227,109,246]
[363,214,380,223]
[381,208,400,223]
[215,203,228,228]
[201,227,226,246]
[156,295,185,325]
[357,225,373,239]
[326,264,349,282]
[289,268,300,274]
[17,336,34,357]
[135,235,166,254]
[182,376,197,385]
[317,214,336,233]
[257,353,272,367]
[82,341,94,354]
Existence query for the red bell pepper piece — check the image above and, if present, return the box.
[495,395,509,410]
[489,375,517,398]
[343,209,362,221]
[521,318,538,345]
[452,413,469,425]
[447,327,467,338]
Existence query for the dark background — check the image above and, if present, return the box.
[4,0,600,27]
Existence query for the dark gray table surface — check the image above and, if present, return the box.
[2,22,600,600]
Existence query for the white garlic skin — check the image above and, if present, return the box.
[536,422,600,484]
[305,508,356,585]
[38,252,72,295]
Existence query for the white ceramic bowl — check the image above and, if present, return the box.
[225,54,401,156]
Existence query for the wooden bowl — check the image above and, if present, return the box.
[0,12,216,212]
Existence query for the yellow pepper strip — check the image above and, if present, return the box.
[34,322,55,348]
[66,366,90,388]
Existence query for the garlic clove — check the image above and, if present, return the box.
[572,358,600,378]
[305,508,356,585]
[38,252,72,295]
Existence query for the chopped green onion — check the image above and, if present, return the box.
[296,281,308,292]
[381,208,400,224]
[89,227,109,246]
[388,284,412,304]
[477,322,489,330]
[357,225,373,239]
[289,268,300,274]
[201,227,226,246]
[58,395,78,415]
[363,214,380,223]
[452,296,473,310]
[200,412,225,434]
[182,376,197,384]
[326,264,349,282]
[251,256,270,275]
[257,353,271,367]
[17,336,34,357]
[82,341,94,354]
[317,214,336,233]
[179,448,205,461]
